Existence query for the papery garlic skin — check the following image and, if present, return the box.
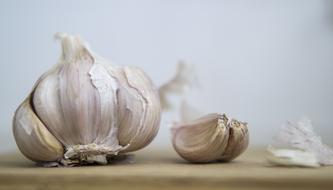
[171,113,249,163]
[266,146,320,168]
[266,118,333,167]
[13,33,161,166]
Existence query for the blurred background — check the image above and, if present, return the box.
[0,0,332,153]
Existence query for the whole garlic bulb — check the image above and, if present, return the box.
[171,113,249,163]
[13,33,161,166]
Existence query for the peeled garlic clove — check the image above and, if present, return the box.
[172,114,230,163]
[218,119,249,161]
[13,96,64,162]
[171,113,249,163]
[13,33,161,166]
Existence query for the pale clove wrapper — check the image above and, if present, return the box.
[266,146,320,168]
[266,118,333,167]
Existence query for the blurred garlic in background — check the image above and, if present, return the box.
[266,118,333,167]
[13,33,161,166]
[158,60,197,111]
[266,146,319,168]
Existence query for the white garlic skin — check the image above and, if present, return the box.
[13,33,161,166]
[171,113,249,163]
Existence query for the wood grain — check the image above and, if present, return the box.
[0,147,332,190]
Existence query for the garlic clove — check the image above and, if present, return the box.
[13,97,64,162]
[114,70,145,150]
[218,119,249,161]
[33,34,104,146]
[33,69,74,146]
[171,113,249,163]
[117,66,161,152]
[171,113,230,163]
[87,60,121,149]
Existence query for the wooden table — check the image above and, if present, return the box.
[0,147,332,190]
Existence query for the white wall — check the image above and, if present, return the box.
[1,0,333,152]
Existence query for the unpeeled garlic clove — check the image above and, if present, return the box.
[13,33,161,166]
[171,114,230,162]
[116,66,161,152]
[13,96,64,162]
[171,113,249,163]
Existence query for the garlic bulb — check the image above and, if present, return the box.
[171,113,249,163]
[13,33,161,166]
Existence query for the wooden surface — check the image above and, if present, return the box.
[0,147,332,190]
